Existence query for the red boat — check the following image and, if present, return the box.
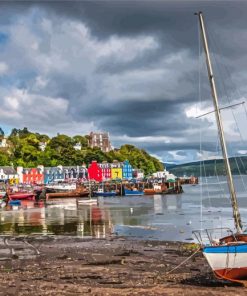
[8,192,36,201]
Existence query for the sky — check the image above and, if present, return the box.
[1,1,247,164]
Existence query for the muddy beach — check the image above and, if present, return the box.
[0,236,245,296]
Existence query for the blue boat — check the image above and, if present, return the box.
[9,200,21,206]
[124,189,143,196]
[94,189,117,197]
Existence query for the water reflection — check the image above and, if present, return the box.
[0,176,246,241]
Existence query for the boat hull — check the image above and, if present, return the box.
[203,243,247,281]
[124,189,143,196]
[94,192,116,197]
[144,189,163,195]
[46,191,89,199]
[8,193,35,200]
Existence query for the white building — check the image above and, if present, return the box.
[152,169,176,181]
[0,137,8,148]
[0,167,19,181]
[133,169,144,179]
[73,143,82,150]
[39,142,47,151]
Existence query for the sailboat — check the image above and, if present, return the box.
[193,12,247,283]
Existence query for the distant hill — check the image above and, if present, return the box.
[166,156,247,177]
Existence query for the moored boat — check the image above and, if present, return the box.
[94,188,117,197]
[124,188,143,196]
[144,183,167,195]
[8,192,35,201]
[45,185,89,200]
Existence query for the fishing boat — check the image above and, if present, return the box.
[193,12,247,283]
[144,183,167,195]
[94,188,117,197]
[124,188,144,196]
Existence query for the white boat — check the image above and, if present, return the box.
[45,183,76,191]
[193,12,247,283]
[77,198,98,205]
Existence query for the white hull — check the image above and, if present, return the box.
[203,251,247,270]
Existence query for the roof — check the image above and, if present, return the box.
[0,166,17,174]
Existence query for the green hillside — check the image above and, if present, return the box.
[0,128,164,176]
[168,157,247,177]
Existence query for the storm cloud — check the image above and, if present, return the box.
[0,1,247,163]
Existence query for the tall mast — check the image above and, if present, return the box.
[197,12,242,233]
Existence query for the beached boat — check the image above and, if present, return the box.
[193,12,247,283]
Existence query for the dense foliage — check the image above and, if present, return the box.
[0,128,164,175]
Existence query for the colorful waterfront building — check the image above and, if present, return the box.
[44,166,64,184]
[132,169,144,179]
[99,161,112,180]
[122,160,133,179]
[63,165,88,180]
[0,166,19,183]
[22,168,44,184]
[88,161,103,182]
[111,160,123,180]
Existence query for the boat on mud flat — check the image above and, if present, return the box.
[193,12,247,284]
[94,188,117,197]
[124,188,144,196]
[45,186,89,200]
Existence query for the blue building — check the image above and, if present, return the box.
[122,160,133,179]
[44,167,65,184]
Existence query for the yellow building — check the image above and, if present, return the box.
[111,168,122,179]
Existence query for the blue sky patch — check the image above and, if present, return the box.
[0,32,8,44]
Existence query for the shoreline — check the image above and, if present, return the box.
[0,235,245,295]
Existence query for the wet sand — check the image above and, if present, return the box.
[0,236,246,295]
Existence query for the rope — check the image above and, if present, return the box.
[165,247,201,275]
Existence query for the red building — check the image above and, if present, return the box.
[22,168,44,184]
[99,161,112,180]
[88,161,103,182]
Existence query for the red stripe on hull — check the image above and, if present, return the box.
[214,267,247,281]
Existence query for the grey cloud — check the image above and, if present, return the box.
[0,1,247,163]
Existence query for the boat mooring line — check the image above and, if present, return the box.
[153,247,201,283]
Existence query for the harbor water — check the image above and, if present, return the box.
[1,175,247,242]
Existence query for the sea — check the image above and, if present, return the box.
[1,175,247,242]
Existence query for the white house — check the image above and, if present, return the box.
[73,143,82,150]
[39,142,47,151]
[0,137,8,148]
[0,167,19,181]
